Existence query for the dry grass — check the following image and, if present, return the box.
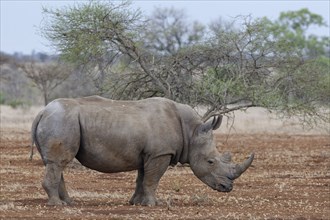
[1,105,328,135]
[0,105,43,130]
[216,107,329,135]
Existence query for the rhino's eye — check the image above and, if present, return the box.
[207,159,215,165]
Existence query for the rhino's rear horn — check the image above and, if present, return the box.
[232,153,254,179]
[222,152,232,163]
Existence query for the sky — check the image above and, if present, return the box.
[1,0,329,55]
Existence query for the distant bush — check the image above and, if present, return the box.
[0,92,5,104]
[8,100,26,109]
[0,89,31,108]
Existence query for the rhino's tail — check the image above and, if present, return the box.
[29,110,44,161]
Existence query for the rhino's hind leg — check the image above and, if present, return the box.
[59,174,73,205]
[41,141,78,206]
[42,163,67,205]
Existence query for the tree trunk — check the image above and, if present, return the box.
[43,89,49,106]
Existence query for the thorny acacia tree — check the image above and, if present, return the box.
[41,1,188,99]
[41,1,329,125]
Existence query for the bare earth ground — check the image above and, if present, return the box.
[1,105,329,219]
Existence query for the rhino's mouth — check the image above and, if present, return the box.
[201,176,234,192]
[217,183,233,192]
[212,182,233,192]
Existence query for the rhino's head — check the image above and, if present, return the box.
[189,115,254,192]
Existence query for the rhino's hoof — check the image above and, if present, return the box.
[129,195,143,205]
[141,197,158,206]
[47,198,68,206]
[64,199,74,206]
[156,199,163,206]
[130,195,161,206]
[141,200,156,206]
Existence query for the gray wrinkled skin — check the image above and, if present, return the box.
[31,96,254,206]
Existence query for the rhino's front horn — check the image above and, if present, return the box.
[232,153,254,179]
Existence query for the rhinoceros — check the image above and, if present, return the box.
[31,96,254,206]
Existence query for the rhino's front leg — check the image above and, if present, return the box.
[129,168,144,205]
[131,155,171,206]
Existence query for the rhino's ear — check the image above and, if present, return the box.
[199,115,223,133]
[212,115,222,130]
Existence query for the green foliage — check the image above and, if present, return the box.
[255,9,329,125]
[197,66,246,106]
[41,0,144,93]
[41,0,142,66]
[279,8,325,32]
[298,56,330,104]
[263,8,329,58]
[0,92,5,104]
[196,13,329,124]
[0,91,31,108]
[8,100,25,109]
